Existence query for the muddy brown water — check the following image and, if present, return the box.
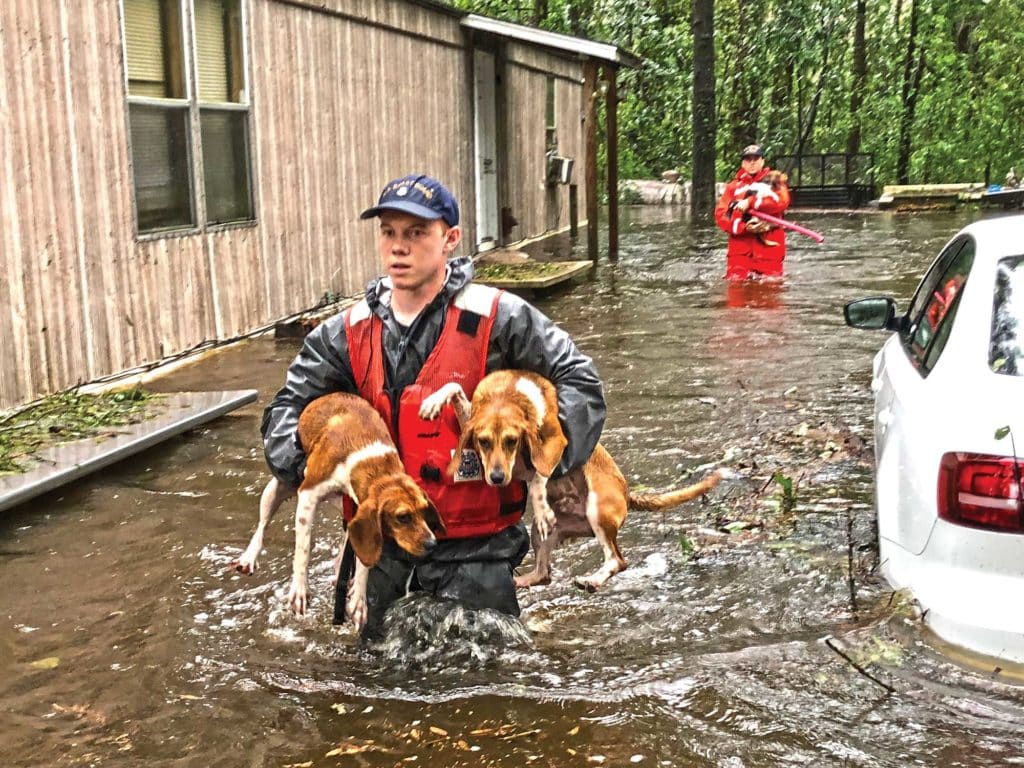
[5,208,1024,767]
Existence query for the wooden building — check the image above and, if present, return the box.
[0,0,637,411]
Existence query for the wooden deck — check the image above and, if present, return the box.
[473,259,594,291]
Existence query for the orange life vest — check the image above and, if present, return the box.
[343,286,527,539]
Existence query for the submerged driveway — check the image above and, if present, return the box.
[5,207,1024,768]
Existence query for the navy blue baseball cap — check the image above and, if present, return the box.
[360,174,460,227]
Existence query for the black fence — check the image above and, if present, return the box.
[772,153,876,208]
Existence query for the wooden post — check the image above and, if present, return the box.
[605,65,618,261]
[569,184,578,237]
[583,59,599,261]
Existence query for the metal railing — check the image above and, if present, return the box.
[772,153,876,207]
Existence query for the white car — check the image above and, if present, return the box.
[845,215,1024,663]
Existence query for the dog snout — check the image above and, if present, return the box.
[489,468,506,485]
[422,536,437,552]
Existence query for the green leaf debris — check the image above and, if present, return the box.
[0,385,162,475]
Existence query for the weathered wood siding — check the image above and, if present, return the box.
[0,0,474,410]
[247,0,474,323]
[501,42,585,243]
[1,1,140,408]
[0,0,599,410]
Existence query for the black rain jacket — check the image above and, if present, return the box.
[261,257,605,489]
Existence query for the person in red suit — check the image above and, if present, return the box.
[714,144,792,281]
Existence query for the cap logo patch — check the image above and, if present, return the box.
[361,174,458,226]
[381,181,435,200]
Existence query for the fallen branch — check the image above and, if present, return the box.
[846,508,859,616]
[823,635,896,694]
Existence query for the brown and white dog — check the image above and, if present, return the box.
[420,371,721,591]
[737,170,789,247]
[234,392,443,628]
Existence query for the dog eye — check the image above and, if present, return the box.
[478,437,492,450]
[503,436,518,450]
[396,512,413,525]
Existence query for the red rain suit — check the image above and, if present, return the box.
[714,166,792,280]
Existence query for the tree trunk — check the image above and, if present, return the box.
[728,0,759,151]
[846,0,867,155]
[896,0,926,184]
[567,1,585,37]
[531,0,548,26]
[690,0,716,221]
[796,33,831,157]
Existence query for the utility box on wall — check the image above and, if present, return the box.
[546,153,574,185]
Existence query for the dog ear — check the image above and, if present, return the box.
[524,419,568,478]
[347,501,383,567]
[423,498,446,535]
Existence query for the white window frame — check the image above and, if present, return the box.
[120,0,256,239]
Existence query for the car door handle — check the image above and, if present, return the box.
[877,408,893,426]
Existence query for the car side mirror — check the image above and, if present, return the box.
[844,297,901,331]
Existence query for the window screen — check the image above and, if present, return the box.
[129,103,193,231]
[201,108,253,224]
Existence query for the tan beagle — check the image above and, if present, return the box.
[420,371,721,591]
[235,393,443,628]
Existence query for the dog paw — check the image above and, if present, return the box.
[534,508,557,540]
[287,578,308,615]
[346,596,368,631]
[419,385,454,420]
[514,573,551,589]
[233,552,258,575]
[573,576,600,593]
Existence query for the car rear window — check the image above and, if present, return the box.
[990,255,1024,375]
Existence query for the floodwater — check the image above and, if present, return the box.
[5,207,1024,767]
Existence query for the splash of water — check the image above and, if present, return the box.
[367,592,534,670]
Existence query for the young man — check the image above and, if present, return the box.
[714,144,792,280]
[261,174,605,638]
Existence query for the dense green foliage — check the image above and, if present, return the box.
[451,0,1024,185]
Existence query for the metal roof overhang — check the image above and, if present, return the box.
[461,14,641,69]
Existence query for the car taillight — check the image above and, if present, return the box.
[938,453,1024,532]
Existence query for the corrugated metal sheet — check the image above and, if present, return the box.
[0,0,596,410]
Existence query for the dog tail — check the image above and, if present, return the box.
[628,471,722,511]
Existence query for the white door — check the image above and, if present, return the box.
[473,49,499,249]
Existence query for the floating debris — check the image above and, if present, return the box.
[473,262,568,281]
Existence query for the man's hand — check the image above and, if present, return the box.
[744,218,771,234]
